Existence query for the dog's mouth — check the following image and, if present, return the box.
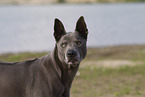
[67,59,80,68]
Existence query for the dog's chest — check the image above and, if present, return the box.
[51,79,65,97]
[44,68,65,97]
[26,72,65,97]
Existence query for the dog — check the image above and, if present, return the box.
[0,16,88,97]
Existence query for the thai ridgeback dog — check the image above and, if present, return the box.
[0,16,88,97]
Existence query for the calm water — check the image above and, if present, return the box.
[0,3,145,54]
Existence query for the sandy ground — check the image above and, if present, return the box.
[80,60,142,68]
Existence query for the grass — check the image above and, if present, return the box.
[0,45,145,97]
[72,65,145,97]
[0,52,48,62]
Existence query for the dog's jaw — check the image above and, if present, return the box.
[68,61,80,68]
[64,54,81,69]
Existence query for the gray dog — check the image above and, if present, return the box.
[0,16,88,97]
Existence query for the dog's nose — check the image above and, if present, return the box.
[67,50,77,57]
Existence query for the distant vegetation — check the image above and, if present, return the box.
[97,0,145,2]
[0,0,145,5]
[125,0,137,1]
[58,0,65,3]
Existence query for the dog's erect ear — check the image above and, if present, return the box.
[75,16,88,40]
[54,18,66,42]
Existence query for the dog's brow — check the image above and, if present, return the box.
[63,34,74,40]
[63,36,69,40]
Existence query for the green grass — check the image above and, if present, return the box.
[0,52,48,62]
[72,65,145,97]
[1,45,145,97]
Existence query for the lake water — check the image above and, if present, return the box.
[0,3,145,54]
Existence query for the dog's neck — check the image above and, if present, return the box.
[50,45,79,87]
[46,45,79,96]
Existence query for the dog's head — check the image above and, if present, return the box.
[54,16,88,69]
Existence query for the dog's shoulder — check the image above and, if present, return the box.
[24,58,38,64]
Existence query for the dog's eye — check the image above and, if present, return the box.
[61,42,67,48]
[76,41,82,45]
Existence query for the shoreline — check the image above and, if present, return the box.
[1,44,145,54]
[1,44,145,68]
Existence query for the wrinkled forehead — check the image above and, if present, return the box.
[60,32,83,42]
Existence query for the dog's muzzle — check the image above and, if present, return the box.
[66,50,80,68]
